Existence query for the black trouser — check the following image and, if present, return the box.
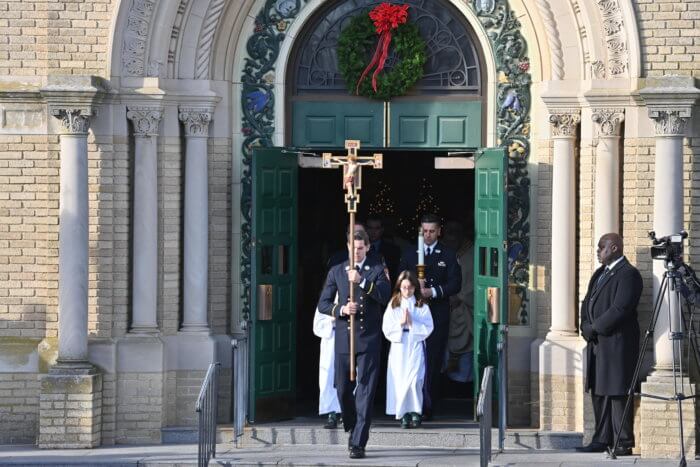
[423,306,449,414]
[335,350,379,448]
[592,393,634,447]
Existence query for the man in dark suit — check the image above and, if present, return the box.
[317,230,390,459]
[366,215,401,285]
[578,233,642,456]
[399,213,462,419]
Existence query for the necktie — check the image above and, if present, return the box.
[595,268,609,289]
[425,247,432,258]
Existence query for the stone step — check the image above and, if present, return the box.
[238,417,583,450]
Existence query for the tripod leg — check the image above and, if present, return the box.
[669,281,686,466]
[610,274,670,458]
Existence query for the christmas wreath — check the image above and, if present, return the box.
[337,3,427,101]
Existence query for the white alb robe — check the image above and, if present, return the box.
[313,309,341,415]
[383,297,433,418]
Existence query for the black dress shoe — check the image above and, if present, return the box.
[323,412,338,429]
[575,442,607,453]
[609,446,633,456]
[349,446,365,459]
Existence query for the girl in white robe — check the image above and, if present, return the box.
[313,308,341,427]
[383,270,434,428]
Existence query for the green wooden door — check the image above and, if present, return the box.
[389,101,481,148]
[250,147,298,422]
[473,147,507,399]
[292,101,384,147]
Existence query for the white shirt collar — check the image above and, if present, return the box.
[355,258,366,270]
[425,242,436,253]
[607,255,625,271]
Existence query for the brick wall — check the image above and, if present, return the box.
[115,372,164,444]
[0,373,40,444]
[209,138,231,335]
[535,139,553,338]
[634,0,700,77]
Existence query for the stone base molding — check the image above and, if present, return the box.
[39,370,102,449]
[640,374,697,459]
[533,335,587,431]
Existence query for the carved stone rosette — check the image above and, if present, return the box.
[178,107,212,137]
[126,106,163,136]
[648,109,690,137]
[549,110,581,137]
[592,108,624,137]
[50,107,94,135]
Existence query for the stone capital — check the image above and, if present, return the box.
[548,109,581,137]
[49,106,95,135]
[647,109,690,137]
[127,105,163,136]
[178,107,212,137]
[591,108,624,137]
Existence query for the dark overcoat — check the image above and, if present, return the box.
[317,256,390,355]
[581,257,643,396]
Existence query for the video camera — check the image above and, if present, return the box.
[649,230,687,265]
[649,230,700,305]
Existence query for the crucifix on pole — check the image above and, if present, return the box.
[323,140,383,381]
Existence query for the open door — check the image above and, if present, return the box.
[249,147,298,423]
[473,148,507,400]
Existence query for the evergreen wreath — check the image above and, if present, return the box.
[337,4,427,101]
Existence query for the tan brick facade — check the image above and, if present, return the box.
[0,0,697,450]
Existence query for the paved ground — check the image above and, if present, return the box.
[0,444,699,467]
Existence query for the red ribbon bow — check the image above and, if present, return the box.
[356,3,409,95]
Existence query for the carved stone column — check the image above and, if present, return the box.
[639,77,700,459]
[592,108,624,241]
[535,108,585,433]
[178,107,212,333]
[52,107,95,368]
[127,106,163,334]
[549,109,580,335]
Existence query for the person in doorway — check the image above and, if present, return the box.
[399,213,461,419]
[317,230,391,459]
[313,308,342,429]
[383,270,433,428]
[326,222,382,270]
[366,214,401,285]
[577,233,642,456]
[441,221,474,385]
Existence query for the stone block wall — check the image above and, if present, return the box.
[635,0,700,77]
[115,372,164,444]
[537,373,583,431]
[39,372,102,448]
[0,373,40,444]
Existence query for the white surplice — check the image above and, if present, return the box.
[382,296,434,418]
[313,308,341,415]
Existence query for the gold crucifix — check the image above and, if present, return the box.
[323,140,383,381]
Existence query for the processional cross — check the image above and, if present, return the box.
[323,140,383,381]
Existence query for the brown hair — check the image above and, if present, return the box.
[390,270,425,308]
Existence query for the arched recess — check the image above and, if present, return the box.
[229,0,533,326]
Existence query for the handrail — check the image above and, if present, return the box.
[196,362,221,467]
[477,366,494,467]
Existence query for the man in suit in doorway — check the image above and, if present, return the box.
[399,213,462,419]
[317,230,390,459]
[578,233,642,456]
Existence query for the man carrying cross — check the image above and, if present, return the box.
[317,229,390,458]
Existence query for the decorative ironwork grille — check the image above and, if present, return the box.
[293,0,482,95]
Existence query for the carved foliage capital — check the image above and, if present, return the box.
[126,106,163,136]
[50,107,94,135]
[592,108,624,136]
[178,107,212,137]
[548,110,581,137]
[648,109,690,136]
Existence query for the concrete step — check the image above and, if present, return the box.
[161,425,234,444]
[238,417,583,450]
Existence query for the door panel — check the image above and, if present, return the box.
[250,147,298,423]
[292,102,384,147]
[390,101,481,148]
[473,147,507,400]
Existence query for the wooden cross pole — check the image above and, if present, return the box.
[323,140,383,381]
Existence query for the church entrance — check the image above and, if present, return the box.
[295,149,475,420]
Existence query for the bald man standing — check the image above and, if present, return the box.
[577,233,642,456]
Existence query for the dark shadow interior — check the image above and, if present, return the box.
[296,149,475,420]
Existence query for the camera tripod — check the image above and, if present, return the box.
[609,264,700,467]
